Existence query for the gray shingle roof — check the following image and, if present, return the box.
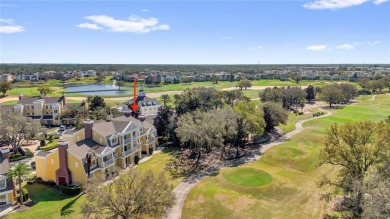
[0,153,10,175]
[67,139,106,160]
[36,150,50,157]
[18,96,64,105]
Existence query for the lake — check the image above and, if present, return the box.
[65,83,133,96]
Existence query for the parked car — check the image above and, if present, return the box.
[58,125,66,132]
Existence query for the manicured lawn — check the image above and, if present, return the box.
[1,99,19,105]
[137,148,182,187]
[222,168,272,186]
[6,184,85,219]
[182,95,390,219]
[279,112,313,134]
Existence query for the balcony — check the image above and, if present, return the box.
[113,153,119,159]
[124,137,132,144]
[148,137,155,144]
[121,146,140,157]
[99,158,114,168]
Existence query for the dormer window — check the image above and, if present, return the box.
[0,176,6,190]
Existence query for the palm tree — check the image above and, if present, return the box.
[8,163,32,203]
[160,94,171,107]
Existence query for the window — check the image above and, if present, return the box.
[0,177,6,189]
[32,106,34,109]
[75,161,78,168]
[27,113,30,116]
[46,105,48,109]
[0,194,6,205]
[54,110,58,113]
[51,158,54,164]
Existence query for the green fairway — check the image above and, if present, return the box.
[223,168,272,186]
[182,95,390,219]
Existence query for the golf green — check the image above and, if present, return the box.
[223,167,272,186]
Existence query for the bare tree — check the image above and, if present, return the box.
[81,168,175,219]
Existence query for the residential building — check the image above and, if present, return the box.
[122,86,161,116]
[0,147,16,207]
[15,73,39,82]
[34,114,158,185]
[0,74,15,82]
[12,93,85,126]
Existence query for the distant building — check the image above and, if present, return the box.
[122,86,161,116]
[0,74,15,82]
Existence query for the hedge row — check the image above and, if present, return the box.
[60,185,83,196]
[36,177,57,186]
[313,111,325,117]
[9,149,33,162]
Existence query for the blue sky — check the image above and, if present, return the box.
[0,0,389,64]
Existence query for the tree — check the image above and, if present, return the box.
[37,86,54,96]
[89,96,106,111]
[154,107,173,139]
[237,79,252,90]
[305,85,316,102]
[0,81,13,96]
[7,163,32,203]
[319,121,390,218]
[95,75,105,84]
[115,81,125,91]
[339,83,358,102]
[81,169,175,219]
[233,101,266,138]
[160,94,171,107]
[262,102,288,132]
[291,73,302,84]
[0,109,44,153]
[319,84,344,107]
[175,109,238,168]
[86,95,94,106]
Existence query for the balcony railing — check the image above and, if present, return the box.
[121,145,140,157]
[113,153,119,159]
[124,137,132,144]
[148,137,155,143]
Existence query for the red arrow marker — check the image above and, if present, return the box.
[131,80,138,112]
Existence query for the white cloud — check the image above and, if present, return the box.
[354,40,381,45]
[306,45,327,51]
[337,44,355,49]
[303,0,389,9]
[141,9,150,12]
[373,0,389,4]
[77,15,170,33]
[0,19,14,24]
[77,23,102,30]
[0,25,24,33]
[0,4,17,7]
[0,19,24,33]
[250,46,263,50]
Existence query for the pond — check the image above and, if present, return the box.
[65,82,133,96]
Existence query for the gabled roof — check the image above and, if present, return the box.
[18,96,64,105]
[123,96,160,108]
[0,153,10,175]
[67,139,107,160]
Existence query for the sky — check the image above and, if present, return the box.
[0,0,389,64]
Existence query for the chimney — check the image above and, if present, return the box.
[55,140,72,185]
[84,120,94,139]
[123,110,131,117]
[19,94,23,100]
[138,114,145,122]
[62,93,66,105]
[0,146,10,159]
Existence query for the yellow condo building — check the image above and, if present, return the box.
[0,147,16,207]
[34,114,158,185]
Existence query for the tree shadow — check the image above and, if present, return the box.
[60,193,83,217]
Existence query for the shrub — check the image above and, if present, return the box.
[40,140,58,151]
[60,185,83,196]
[134,156,139,165]
[298,112,304,115]
[40,139,46,147]
[24,148,34,157]
[22,188,29,201]
[48,135,54,142]
[9,153,28,162]
[358,89,372,95]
